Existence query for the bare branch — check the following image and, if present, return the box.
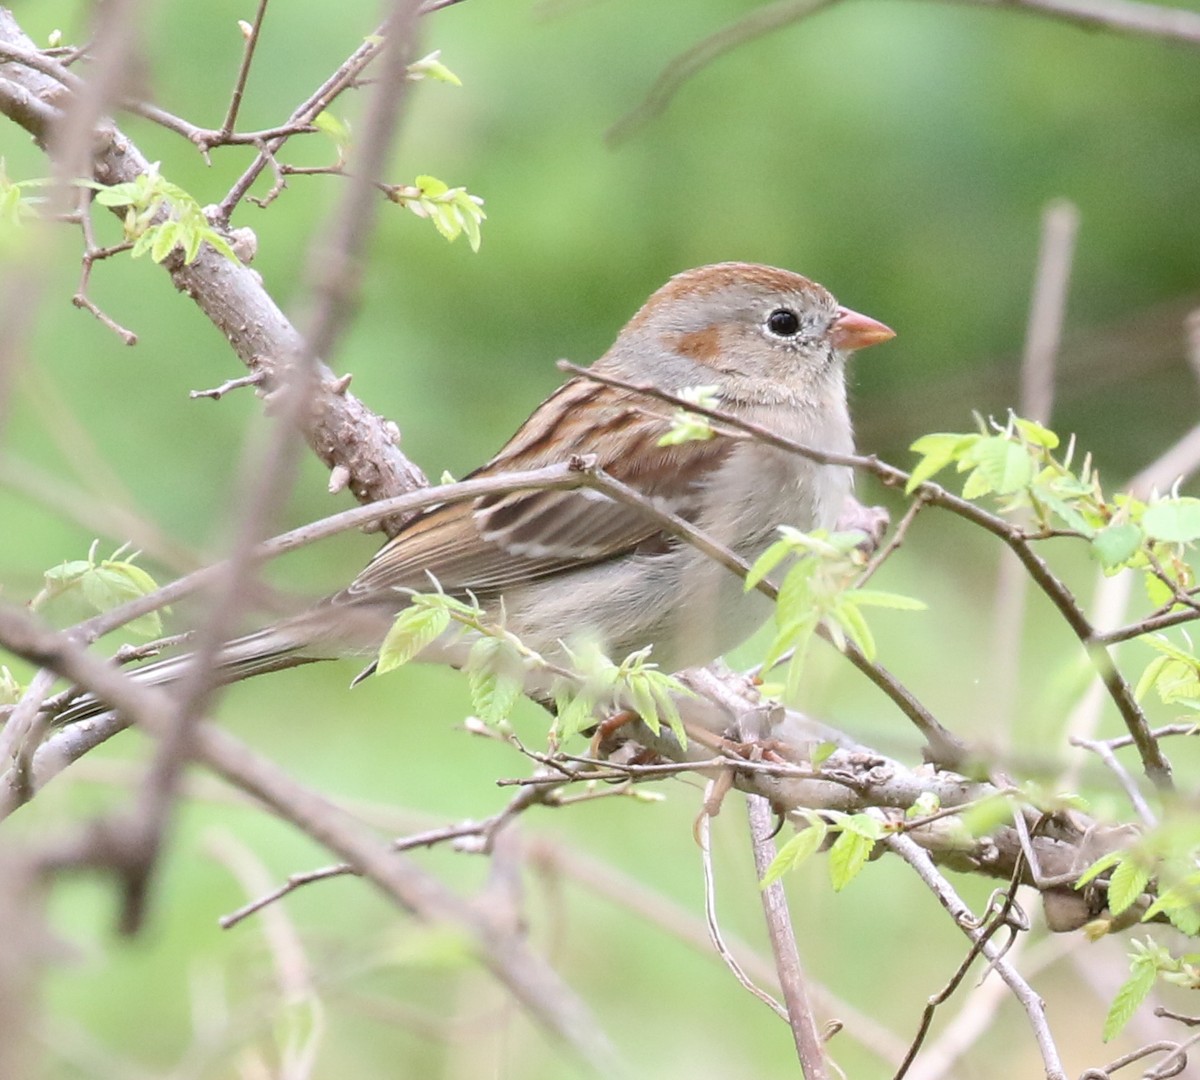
[747,794,832,1078]
[887,834,1067,1080]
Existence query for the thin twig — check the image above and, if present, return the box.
[1070,736,1158,827]
[747,793,831,1078]
[887,834,1067,1080]
[219,0,269,136]
[696,787,789,1022]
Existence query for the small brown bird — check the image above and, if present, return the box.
[57,262,893,722]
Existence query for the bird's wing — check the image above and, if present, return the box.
[340,379,735,602]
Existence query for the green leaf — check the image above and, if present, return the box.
[465,638,523,727]
[1144,498,1200,544]
[810,741,836,768]
[376,603,450,674]
[745,538,792,591]
[760,817,827,887]
[1108,858,1151,917]
[1035,490,1097,536]
[43,559,93,587]
[553,686,597,743]
[1012,417,1060,449]
[1134,655,1171,702]
[407,50,463,85]
[1076,851,1123,889]
[1091,523,1143,569]
[1144,571,1175,607]
[150,221,179,262]
[906,432,976,493]
[828,828,874,891]
[313,111,351,148]
[840,812,885,841]
[415,174,449,198]
[965,436,1034,496]
[774,558,817,627]
[1103,955,1157,1041]
[829,598,876,661]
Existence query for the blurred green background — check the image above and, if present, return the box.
[2,0,1199,1076]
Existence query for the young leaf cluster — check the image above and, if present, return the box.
[375,595,689,745]
[0,162,48,248]
[34,540,164,637]
[551,643,688,747]
[84,166,237,264]
[1102,938,1200,1041]
[908,414,1200,591]
[387,175,486,252]
[761,809,886,892]
[1076,821,1200,1039]
[1136,634,1200,714]
[748,528,925,700]
[655,385,721,447]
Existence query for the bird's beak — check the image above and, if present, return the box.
[831,306,895,352]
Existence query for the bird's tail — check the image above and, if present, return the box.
[48,592,411,728]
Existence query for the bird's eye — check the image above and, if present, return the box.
[766,308,801,337]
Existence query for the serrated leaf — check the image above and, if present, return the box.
[554,688,597,743]
[1091,523,1143,569]
[1076,851,1123,889]
[1012,417,1060,449]
[415,174,449,197]
[774,559,816,626]
[1144,571,1174,607]
[92,183,138,207]
[1103,958,1157,1041]
[967,436,1034,495]
[465,638,522,726]
[1134,655,1171,702]
[760,818,828,887]
[471,666,522,726]
[960,464,993,500]
[150,221,179,262]
[829,599,875,661]
[1108,858,1151,916]
[1035,490,1098,536]
[1140,635,1199,666]
[377,603,450,674]
[905,433,976,494]
[841,813,885,841]
[745,539,792,591]
[1144,498,1200,544]
[828,828,874,891]
[43,559,92,586]
[131,228,156,258]
[1162,902,1200,937]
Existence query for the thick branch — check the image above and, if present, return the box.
[0,10,427,532]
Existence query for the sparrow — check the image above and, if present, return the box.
[54,262,893,723]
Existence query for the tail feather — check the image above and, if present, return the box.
[52,625,328,727]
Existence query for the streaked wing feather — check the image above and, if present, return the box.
[341,380,734,602]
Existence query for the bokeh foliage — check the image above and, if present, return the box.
[2,0,1199,1076]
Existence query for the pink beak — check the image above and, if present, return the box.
[831,305,895,352]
